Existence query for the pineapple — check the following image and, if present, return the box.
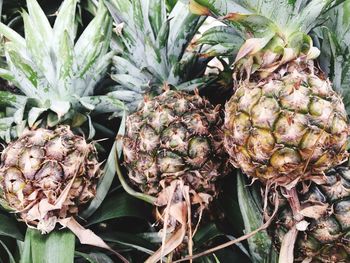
[269,166,350,263]
[0,126,100,234]
[224,64,349,184]
[105,0,228,260]
[0,0,121,233]
[123,89,225,197]
[190,0,350,185]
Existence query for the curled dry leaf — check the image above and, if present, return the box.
[59,217,129,263]
[145,180,210,263]
[299,204,329,219]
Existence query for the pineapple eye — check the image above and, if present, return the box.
[157,151,184,174]
[161,123,187,152]
[187,137,211,168]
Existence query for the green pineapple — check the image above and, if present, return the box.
[190,0,350,185]
[105,0,229,260]
[0,126,100,234]
[0,0,122,233]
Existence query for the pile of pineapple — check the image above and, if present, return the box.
[0,0,349,262]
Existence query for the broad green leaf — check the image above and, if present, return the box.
[21,229,75,263]
[193,223,223,248]
[132,0,147,37]
[22,10,56,90]
[144,37,167,79]
[198,26,242,46]
[237,173,272,263]
[0,91,26,108]
[80,94,125,114]
[112,56,149,83]
[86,192,152,226]
[111,74,146,92]
[0,214,24,241]
[84,51,115,95]
[155,18,170,51]
[49,100,71,118]
[0,68,15,83]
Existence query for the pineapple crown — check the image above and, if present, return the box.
[0,0,124,140]
[191,0,340,77]
[104,0,210,112]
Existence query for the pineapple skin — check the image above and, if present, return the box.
[0,126,101,233]
[123,89,228,197]
[270,166,350,263]
[224,61,349,184]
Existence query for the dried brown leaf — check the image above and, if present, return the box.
[300,204,328,219]
[279,226,298,263]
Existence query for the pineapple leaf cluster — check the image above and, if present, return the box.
[105,0,211,112]
[0,0,124,140]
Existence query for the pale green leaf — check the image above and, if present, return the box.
[0,22,26,48]
[112,56,148,82]
[80,94,125,114]
[167,1,204,69]
[74,1,112,95]
[49,100,71,118]
[53,0,78,47]
[149,0,166,37]
[6,48,43,98]
[26,0,52,42]
[28,107,46,127]
[57,31,74,86]
[19,5,56,90]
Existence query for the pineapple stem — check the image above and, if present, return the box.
[115,150,156,205]
[278,187,303,263]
